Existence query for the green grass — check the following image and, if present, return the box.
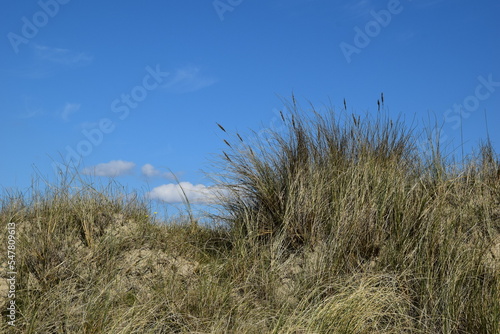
[1,102,499,333]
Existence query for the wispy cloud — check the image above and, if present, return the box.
[141,164,176,179]
[5,67,54,79]
[82,160,135,177]
[271,0,318,11]
[345,0,371,12]
[79,121,100,130]
[411,0,448,9]
[19,96,43,119]
[20,110,42,119]
[147,182,220,204]
[163,66,217,93]
[34,44,93,66]
[342,0,375,20]
[61,103,80,121]
[395,30,417,43]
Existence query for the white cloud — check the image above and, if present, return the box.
[141,164,175,179]
[147,182,221,204]
[61,103,80,121]
[82,160,135,177]
[34,44,93,66]
[163,66,217,93]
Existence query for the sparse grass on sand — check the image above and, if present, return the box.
[1,101,499,333]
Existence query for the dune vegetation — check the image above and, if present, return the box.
[1,100,499,333]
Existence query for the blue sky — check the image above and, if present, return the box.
[1,0,499,214]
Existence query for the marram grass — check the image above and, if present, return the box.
[1,103,499,333]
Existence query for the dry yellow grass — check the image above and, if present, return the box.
[1,103,499,333]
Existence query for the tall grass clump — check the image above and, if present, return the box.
[214,99,500,333]
[1,98,498,333]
